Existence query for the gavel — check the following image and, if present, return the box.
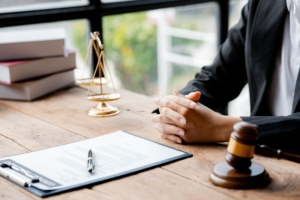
[210,121,270,189]
[226,122,259,170]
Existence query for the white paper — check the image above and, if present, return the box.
[0,131,185,190]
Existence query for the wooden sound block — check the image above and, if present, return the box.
[210,161,271,189]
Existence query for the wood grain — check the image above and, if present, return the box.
[0,103,86,151]
[92,168,236,200]
[0,87,155,139]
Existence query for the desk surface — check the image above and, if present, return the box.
[0,86,300,200]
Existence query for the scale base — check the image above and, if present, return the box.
[87,102,120,117]
[210,161,270,189]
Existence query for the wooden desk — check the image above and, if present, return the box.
[0,86,300,200]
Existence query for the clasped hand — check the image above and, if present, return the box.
[151,90,241,144]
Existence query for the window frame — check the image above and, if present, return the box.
[0,0,229,46]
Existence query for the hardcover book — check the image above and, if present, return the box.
[0,70,75,101]
[0,51,76,84]
[0,28,65,61]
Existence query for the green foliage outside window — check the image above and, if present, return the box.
[72,20,88,61]
[103,12,158,95]
[72,12,158,95]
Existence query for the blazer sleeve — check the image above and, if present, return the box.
[179,3,250,112]
[242,114,300,154]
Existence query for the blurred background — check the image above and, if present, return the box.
[0,0,249,116]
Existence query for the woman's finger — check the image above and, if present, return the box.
[185,91,201,102]
[154,99,187,124]
[159,107,186,125]
[154,123,184,137]
[173,90,201,103]
[162,134,182,144]
[151,114,174,124]
[154,124,183,144]
[160,123,185,137]
[154,97,192,110]
[163,95,197,109]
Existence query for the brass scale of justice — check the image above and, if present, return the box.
[77,32,121,117]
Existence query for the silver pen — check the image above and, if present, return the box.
[87,149,95,174]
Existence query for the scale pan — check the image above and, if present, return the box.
[87,93,121,102]
[76,78,109,86]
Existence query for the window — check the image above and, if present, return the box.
[102,3,218,96]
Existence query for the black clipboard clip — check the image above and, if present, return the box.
[0,163,39,187]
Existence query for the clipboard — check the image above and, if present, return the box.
[0,131,192,197]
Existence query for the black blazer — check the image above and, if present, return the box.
[180,0,300,154]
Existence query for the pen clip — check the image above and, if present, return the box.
[87,150,96,174]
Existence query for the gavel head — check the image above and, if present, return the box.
[226,122,260,171]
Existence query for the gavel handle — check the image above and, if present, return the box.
[256,144,300,164]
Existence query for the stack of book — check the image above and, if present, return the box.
[0,28,75,101]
